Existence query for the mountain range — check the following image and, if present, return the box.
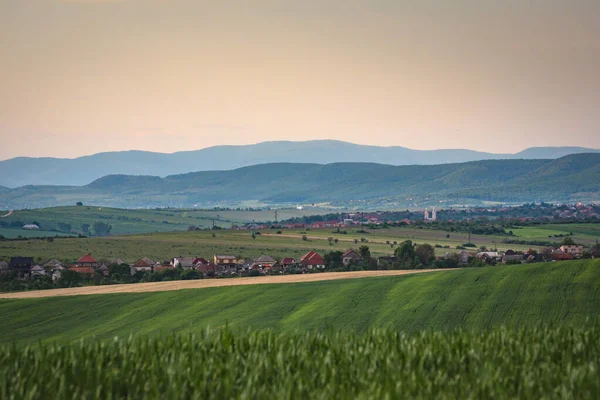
[1,140,598,188]
[0,153,598,209]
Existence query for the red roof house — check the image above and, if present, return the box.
[300,251,325,269]
[75,254,98,267]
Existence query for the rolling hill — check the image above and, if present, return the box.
[0,154,598,208]
[1,140,598,187]
[0,260,598,345]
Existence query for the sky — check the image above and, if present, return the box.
[1,0,599,160]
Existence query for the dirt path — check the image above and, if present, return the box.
[0,210,13,218]
[0,269,456,299]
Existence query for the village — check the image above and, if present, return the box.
[0,238,593,289]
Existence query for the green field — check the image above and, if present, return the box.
[0,227,77,239]
[1,260,598,345]
[0,206,333,235]
[2,222,599,265]
[2,325,598,399]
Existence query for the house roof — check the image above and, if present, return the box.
[77,254,98,264]
[133,257,155,268]
[343,249,361,258]
[301,251,324,265]
[0,261,9,270]
[215,255,236,260]
[68,266,95,274]
[112,258,128,266]
[43,259,63,267]
[97,264,109,271]
[255,255,276,264]
[194,258,208,265]
[281,258,296,264]
[154,265,175,272]
[174,257,197,267]
[30,265,45,272]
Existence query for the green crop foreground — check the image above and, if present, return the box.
[1,325,599,399]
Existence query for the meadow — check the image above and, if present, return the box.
[0,260,598,345]
[1,222,599,265]
[2,325,599,399]
[0,206,332,236]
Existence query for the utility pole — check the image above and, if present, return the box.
[274,210,278,225]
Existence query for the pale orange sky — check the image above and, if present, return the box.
[1,0,599,160]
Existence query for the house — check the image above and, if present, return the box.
[475,252,498,264]
[154,264,175,273]
[171,257,198,269]
[75,254,99,268]
[131,257,154,274]
[196,262,217,277]
[68,266,95,278]
[43,259,64,269]
[300,251,325,269]
[97,264,110,277]
[254,255,277,269]
[342,250,362,267]
[9,257,34,277]
[29,265,46,278]
[457,251,473,265]
[280,258,297,268]
[0,261,9,274]
[501,250,523,264]
[214,255,238,267]
[111,258,128,266]
[551,250,574,261]
[559,245,584,258]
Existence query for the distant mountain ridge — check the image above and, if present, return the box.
[1,140,598,188]
[0,153,598,209]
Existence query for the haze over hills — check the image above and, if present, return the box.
[1,140,599,188]
[0,154,598,209]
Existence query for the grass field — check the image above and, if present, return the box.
[0,227,77,239]
[0,206,333,235]
[2,325,598,399]
[2,223,599,265]
[0,260,598,345]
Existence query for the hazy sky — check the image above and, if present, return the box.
[1,0,599,160]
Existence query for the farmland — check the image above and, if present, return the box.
[2,325,599,399]
[0,206,333,236]
[1,222,599,264]
[0,260,598,345]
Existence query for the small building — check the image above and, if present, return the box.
[280,258,297,268]
[214,255,238,267]
[29,265,46,278]
[559,245,584,258]
[43,259,65,270]
[342,250,362,267]
[254,255,277,269]
[22,224,40,230]
[0,261,9,274]
[300,251,325,269]
[551,250,574,261]
[171,257,198,269]
[9,257,34,277]
[502,250,523,264]
[75,254,99,268]
[131,257,155,275]
[111,258,128,266]
[97,264,110,277]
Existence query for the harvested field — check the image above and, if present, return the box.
[0,269,449,299]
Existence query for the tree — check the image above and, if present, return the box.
[394,240,416,266]
[324,251,343,270]
[415,243,436,266]
[334,238,339,245]
[93,221,112,236]
[58,269,81,288]
[562,237,576,246]
[76,202,83,206]
[81,224,91,235]
[358,245,371,261]
[302,235,308,241]
[328,237,334,246]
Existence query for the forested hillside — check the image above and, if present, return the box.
[0,154,598,208]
